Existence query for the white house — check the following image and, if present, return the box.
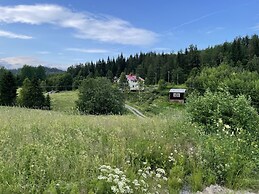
[126,74,144,91]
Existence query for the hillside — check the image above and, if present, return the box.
[0,102,258,193]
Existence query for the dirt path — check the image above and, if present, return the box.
[125,104,146,118]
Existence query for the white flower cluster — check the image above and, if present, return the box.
[98,165,132,193]
[97,164,168,194]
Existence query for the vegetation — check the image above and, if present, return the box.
[76,77,125,115]
[0,70,17,106]
[187,90,259,135]
[186,64,259,109]
[0,101,258,193]
[50,90,78,113]
[66,35,259,88]
[18,78,51,109]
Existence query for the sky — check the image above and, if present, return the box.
[0,0,259,70]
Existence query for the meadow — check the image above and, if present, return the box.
[0,90,258,193]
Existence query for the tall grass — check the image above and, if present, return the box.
[0,106,258,193]
[0,106,192,193]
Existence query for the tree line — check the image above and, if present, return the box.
[0,67,50,109]
[66,34,259,86]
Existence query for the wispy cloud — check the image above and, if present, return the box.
[0,56,44,69]
[0,4,157,45]
[0,29,33,39]
[173,11,220,30]
[66,48,110,54]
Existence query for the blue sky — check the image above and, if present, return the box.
[0,0,259,69]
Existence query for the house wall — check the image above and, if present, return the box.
[169,92,185,103]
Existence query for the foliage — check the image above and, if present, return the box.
[18,65,46,85]
[18,78,51,109]
[157,79,166,91]
[186,90,259,136]
[118,72,128,90]
[186,64,259,109]
[46,73,73,91]
[76,77,125,115]
[0,70,17,106]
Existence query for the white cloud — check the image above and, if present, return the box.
[0,29,33,39]
[0,4,157,45]
[0,56,45,69]
[66,48,109,54]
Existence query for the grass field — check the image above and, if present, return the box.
[0,89,258,193]
[50,90,78,113]
[0,106,194,193]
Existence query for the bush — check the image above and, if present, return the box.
[186,90,259,137]
[76,77,125,115]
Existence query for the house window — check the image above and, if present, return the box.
[173,92,180,97]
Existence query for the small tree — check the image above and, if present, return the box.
[18,78,50,109]
[118,72,128,91]
[76,77,124,115]
[0,71,17,106]
[158,79,166,91]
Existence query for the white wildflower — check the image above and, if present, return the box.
[111,185,118,193]
[156,168,165,174]
[97,175,107,180]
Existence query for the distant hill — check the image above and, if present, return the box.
[9,66,65,75]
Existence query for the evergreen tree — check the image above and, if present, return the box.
[118,72,128,90]
[18,78,49,109]
[0,71,17,106]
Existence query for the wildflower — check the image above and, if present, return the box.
[97,175,107,180]
[114,168,123,175]
[157,184,161,188]
[142,173,147,179]
[156,168,165,174]
[224,124,230,129]
[156,173,161,178]
[111,185,118,193]
[132,179,140,187]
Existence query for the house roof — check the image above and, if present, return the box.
[169,88,186,93]
[126,74,137,81]
[126,74,144,81]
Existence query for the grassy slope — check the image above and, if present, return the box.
[0,106,194,193]
[50,90,78,113]
[0,88,258,192]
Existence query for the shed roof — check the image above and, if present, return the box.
[169,88,186,93]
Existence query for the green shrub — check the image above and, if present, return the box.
[186,90,259,137]
[76,77,125,115]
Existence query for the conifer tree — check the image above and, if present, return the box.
[18,78,50,109]
[0,71,17,106]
